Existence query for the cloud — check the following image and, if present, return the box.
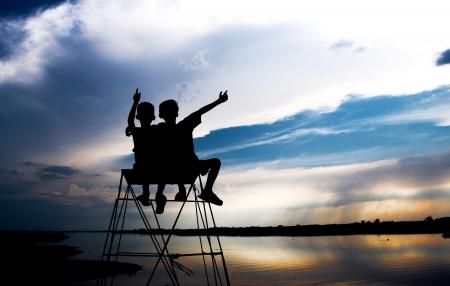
[0,2,79,83]
[0,33,195,165]
[212,151,450,225]
[41,165,80,176]
[23,161,40,166]
[181,49,211,71]
[436,49,450,66]
[1,0,450,170]
[9,169,23,176]
[318,152,450,201]
[0,161,81,185]
[38,165,80,180]
[0,19,27,59]
[67,183,116,203]
[102,85,450,172]
[330,39,366,54]
[0,159,118,229]
[354,46,367,53]
[330,39,354,50]
[1,0,450,229]
[192,86,450,167]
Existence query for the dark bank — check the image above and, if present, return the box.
[0,231,141,285]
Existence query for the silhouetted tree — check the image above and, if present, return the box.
[424,215,434,222]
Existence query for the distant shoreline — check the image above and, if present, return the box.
[14,217,450,237]
[124,217,450,237]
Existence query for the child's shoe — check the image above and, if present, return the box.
[198,191,223,206]
[136,194,150,206]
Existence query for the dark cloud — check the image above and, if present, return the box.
[0,20,26,59]
[330,39,366,53]
[9,169,22,176]
[396,154,450,183]
[436,49,450,66]
[39,173,67,180]
[38,165,79,180]
[354,46,367,53]
[330,39,354,50]
[0,159,117,230]
[23,161,40,166]
[41,165,79,176]
[317,151,450,208]
[0,0,69,18]
[0,33,195,166]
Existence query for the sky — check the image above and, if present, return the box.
[1,0,450,230]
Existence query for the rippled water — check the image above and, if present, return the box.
[66,233,450,285]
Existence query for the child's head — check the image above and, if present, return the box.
[159,99,178,124]
[136,102,155,126]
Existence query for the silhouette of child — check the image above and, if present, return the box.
[125,88,157,206]
[156,91,228,213]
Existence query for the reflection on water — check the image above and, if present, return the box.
[67,233,450,285]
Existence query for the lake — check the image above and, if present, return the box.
[66,233,450,285]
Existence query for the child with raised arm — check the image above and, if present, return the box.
[125,88,157,206]
[155,91,229,213]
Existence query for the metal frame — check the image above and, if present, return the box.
[100,169,231,286]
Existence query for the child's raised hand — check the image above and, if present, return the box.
[133,88,141,102]
[218,90,228,103]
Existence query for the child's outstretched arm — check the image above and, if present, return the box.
[125,88,140,136]
[191,90,228,118]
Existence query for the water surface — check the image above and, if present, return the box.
[66,233,450,285]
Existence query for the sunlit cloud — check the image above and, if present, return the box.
[67,183,117,203]
[210,151,450,225]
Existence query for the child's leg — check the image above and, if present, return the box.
[174,184,186,201]
[202,158,221,193]
[198,158,223,205]
[157,184,165,195]
[143,184,150,196]
[178,184,186,193]
[137,184,150,206]
[155,184,167,214]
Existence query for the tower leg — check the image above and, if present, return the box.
[102,170,231,285]
[146,183,195,285]
[101,171,179,286]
